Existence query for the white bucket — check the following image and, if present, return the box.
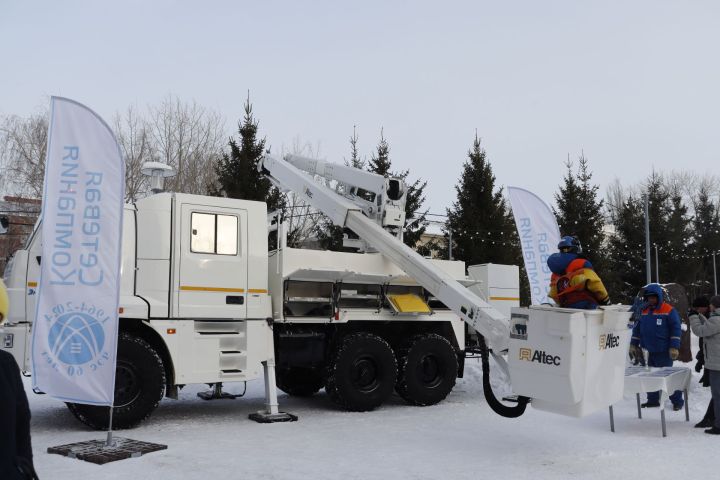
[507,305,632,417]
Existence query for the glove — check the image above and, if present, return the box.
[629,345,642,363]
[669,348,679,361]
[695,361,703,373]
[601,297,612,306]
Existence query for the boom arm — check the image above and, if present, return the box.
[259,154,510,352]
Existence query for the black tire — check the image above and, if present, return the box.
[66,332,166,430]
[325,332,397,411]
[396,333,458,406]
[276,367,324,397]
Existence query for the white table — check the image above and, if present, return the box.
[609,366,692,437]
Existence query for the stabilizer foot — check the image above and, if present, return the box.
[249,411,298,423]
[197,383,241,400]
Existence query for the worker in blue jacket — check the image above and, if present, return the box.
[629,283,684,410]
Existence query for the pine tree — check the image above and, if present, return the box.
[553,152,606,269]
[691,188,720,295]
[662,192,692,285]
[365,128,429,249]
[345,126,365,169]
[367,128,391,176]
[213,95,283,211]
[444,134,520,267]
[606,194,646,303]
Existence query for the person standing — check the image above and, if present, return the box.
[0,279,38,479]
[689,295,720,435]
[689,296,714,428]
[629,283,684,410]
[547,236,610,309]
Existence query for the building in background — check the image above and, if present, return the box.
[0,196,40,275]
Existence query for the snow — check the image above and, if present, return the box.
[26,357,716,479]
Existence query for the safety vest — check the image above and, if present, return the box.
[555,259,598,308]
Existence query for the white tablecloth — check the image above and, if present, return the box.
[624,366,692,397]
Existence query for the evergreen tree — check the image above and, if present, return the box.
[553,153,606,269]
[345,126,365,169]
[367,127,391,176]
[365,128,429,249]
[662,192,692,285]
[691,188,720,295]
[444,134,520,267]
[606,194,646,303]
[213,95,283,211]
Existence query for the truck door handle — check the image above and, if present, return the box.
[226,296,244,305]
[36,256,41,265]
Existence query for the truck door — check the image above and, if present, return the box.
[178,204,248,319]
[25,229,42,321]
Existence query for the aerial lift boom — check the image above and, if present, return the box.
[260,153,529,417]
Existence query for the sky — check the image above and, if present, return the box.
[1,0,719,216]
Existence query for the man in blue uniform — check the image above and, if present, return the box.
[629,283,684,410]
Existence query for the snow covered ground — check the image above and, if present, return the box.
[26,357,716,480]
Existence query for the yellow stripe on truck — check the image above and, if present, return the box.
[27,281,38,287]
[490,296,520,301]
[180,286,245,293]
[248,289,268,294]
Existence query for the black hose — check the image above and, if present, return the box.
[478,336,530,418]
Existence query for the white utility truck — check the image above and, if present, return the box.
[0,153,631,429]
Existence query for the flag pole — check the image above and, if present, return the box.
[105,403,115,447]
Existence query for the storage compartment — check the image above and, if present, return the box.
[508,305,632,417]
[283,280,333,317]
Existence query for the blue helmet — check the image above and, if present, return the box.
[557,235,582,254]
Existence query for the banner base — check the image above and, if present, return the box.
[48,437,167,465]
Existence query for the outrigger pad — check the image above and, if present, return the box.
[249,411,298,423]
[48,437,167,465]
[197,390,242,400]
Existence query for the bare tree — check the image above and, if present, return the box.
[114,105,152,202]
[0,109,48,198]
[148,95,225,195]
[277,137,326,248]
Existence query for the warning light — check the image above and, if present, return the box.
[167,328,176,335]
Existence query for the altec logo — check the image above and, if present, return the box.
[599,333,621,350]
[519,347,561,366]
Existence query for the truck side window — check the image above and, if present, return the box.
[191,212,238,255]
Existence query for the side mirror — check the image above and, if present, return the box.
[0,216,8,235]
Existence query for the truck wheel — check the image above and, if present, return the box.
[66,332,166,430]
[276,367,324,397]
[325,332,397,411]
[396,334,457,406]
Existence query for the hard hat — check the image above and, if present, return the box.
[557,235,582,254]
[0,279,8,323]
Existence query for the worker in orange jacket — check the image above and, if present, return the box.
[547,236,610,309]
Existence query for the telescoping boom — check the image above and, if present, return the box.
[259,154,529,417]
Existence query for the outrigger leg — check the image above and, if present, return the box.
[249,358,298,423]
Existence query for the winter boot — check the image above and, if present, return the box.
[641,401,660,408]
[695,418,714,428]
[704,427,720,435]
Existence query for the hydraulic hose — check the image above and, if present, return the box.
[478,336,530,418]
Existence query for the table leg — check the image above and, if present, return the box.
[609,406,615,433]
[636,393,642,419]
[684,389,689,422]
[661,408,667,437]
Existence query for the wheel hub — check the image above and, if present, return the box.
[352,356,380,392]
[416,353,443,388]
[114,361,142,407]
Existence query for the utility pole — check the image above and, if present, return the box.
[448,228,453,260]
[654,244,659,283]
[714,251,717,296]
[644,195,651,285]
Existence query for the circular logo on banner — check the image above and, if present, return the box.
[48,311,105,365]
